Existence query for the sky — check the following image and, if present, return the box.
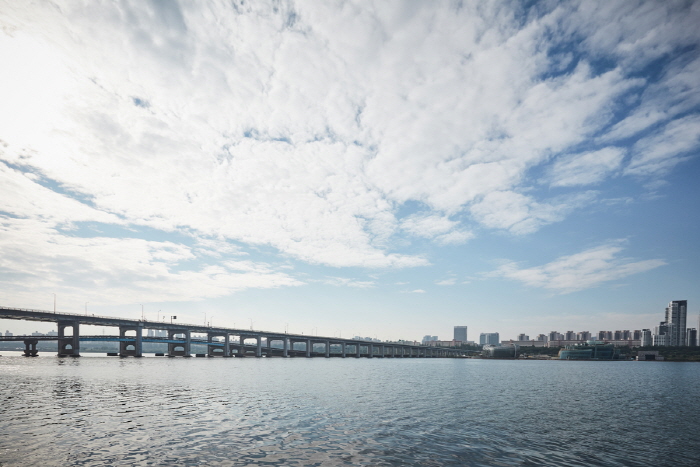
[1,0,699,342]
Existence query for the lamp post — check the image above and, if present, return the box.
[249,318,254,330]
[140,304,144,320]
[171,315,176,324]
[85,302,89,316]
[285,323,289,334]
[203,312,207,325]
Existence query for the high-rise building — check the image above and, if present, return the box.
[640,329,652,347]
[422,335,438,344]
[665,300,687,346]
[454,326,467,342]
[577,331,591,341]
[536,334,548,342]
[479,333,500,345]
[633,330,642,340]
[517,333,529,341]
[653,322,669,346]
[687,328,697,347]
[565,331,576,341]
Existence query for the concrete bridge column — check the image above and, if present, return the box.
[341,343,346,358]
[256,336,262,357]
[325,340,330,358]
[368,344,373,358]
[306,339,312,357]
[23,338,39,357]
[119,325,143,357]
[168,330,190,357]
[355,343,361,358]
[283,337,289,357]
[224,334,231,357]
[57,321,80,357]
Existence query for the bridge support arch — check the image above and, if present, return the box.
[119,324,143,357]
[57,321,80,357]
[168,330,191,357]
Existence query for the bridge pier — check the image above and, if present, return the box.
[207,331,228,357]
[256,336,262,357]
[57,321,80,357]
[23,338,39,357]
[341,342,346,358]
[119,324,143,357]
[306,339,312,357]
[168,330,191,357]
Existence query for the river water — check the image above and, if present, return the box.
[1,353,699,466]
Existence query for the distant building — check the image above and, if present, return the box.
[577,331,591,341]
[4,330,12,337]
[558,342,618,360]
[637,351,664,361]
[666,300,687,346]
[652,300,688,346]
[565,330,576,341]
[517,333,529,341]
[482,344,517,359]
[454,326,467,342]
[536,334,548,342]
[479,333,499,346]
[633,330,642,340]
[640,329,652,347]
[422,335,438,345]
[598,331,613,341]
[687,328,697,347]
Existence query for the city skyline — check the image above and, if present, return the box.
[1,2,699,340]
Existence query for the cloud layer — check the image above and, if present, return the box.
[493,241,666,294]
[0,1,698,306]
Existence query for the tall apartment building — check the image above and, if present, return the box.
[517,333,529,341]
[454,326,468,342]
[653,322,669,346]
[666,300,687,346]
[479,333,500,345]
[653,300,688,346]
[640,329,652,347]
[687,328,697,347]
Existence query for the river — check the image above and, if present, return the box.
[1,353,699,466]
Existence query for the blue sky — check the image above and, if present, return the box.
[1,1,699,341]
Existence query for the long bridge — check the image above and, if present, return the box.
[0,307,465,358]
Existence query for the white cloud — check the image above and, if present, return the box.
[0,0,697,285]
[625,115,700,177]
[0,217,303,309]
[318,277,375,288]
[549,148,626,187]
[401,214,473,245]
[470,191,597,234]
[435,278,456,286]
[492,241,666,293]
